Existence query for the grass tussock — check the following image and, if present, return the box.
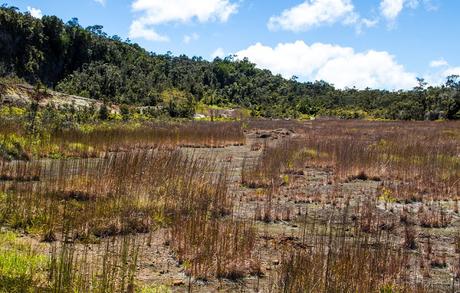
[242,139,307,189]
[170,215,259,281]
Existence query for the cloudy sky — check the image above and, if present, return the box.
[12,0,460,89]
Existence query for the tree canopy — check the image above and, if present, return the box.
[0,5,459,120]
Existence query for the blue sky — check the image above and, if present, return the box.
[10,0,460,89]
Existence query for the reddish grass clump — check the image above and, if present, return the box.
[301,120,460,201]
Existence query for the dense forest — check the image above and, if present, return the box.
[0,4,459,120]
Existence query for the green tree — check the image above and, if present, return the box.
[98,104,109,120]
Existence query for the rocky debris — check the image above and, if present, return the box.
[273,128,293,136]
[210,108,242,119]
[193,113,206,119]
[250,142,263,151]
[257,131,272,139]
[173,279,185,286]
[1,85,30,107]
[0,83,119,113]
[248,128,295,140]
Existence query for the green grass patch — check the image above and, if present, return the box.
[138,285,172,293]
[0,231,48,292]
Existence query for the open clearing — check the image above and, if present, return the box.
[1,120,459,292]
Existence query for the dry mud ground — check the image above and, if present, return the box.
[10,127,460,292]
[134,129,459,292]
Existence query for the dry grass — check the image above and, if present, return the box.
[242,139,306,189]
[1,118,459,292]
[51,121,245,156]
[301,120,460,201]
[0,145,252,290]
[0,121,245,160]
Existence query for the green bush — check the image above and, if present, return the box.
[0,134,29,161]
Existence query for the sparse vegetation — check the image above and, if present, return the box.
[0,114,459,292]
[1,5,460,292]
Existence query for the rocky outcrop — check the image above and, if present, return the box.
[0,83,119,113]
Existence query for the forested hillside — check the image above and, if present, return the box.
[1,4,459,120]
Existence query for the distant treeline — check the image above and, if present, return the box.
[0,5,459,120]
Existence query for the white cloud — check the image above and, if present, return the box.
[129,20,169,42]
[27,6,42,18]
[183,33,199,44]
[236,41,417,90]
[94,0,106,6]
[355,17,379,34]
[423,59,460,85]
[268,0,356,31]
[211,48,225,59]
[406,0,420,9]
[424,67,460,86]
[380,0,404,20]
[129,0,238,41]
[315,50,417,89]
[443,67,460,77]
[380,0,435,22]
[361,18,379,27]
[430,59,448,68]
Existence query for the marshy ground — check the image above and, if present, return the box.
[1,120,459,292]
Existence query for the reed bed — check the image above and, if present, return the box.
[50,121,245,156]
[242,139,307,189]
[1,118,459,292]
[0,159,41,181]
[170,215,259,281]
[301,120,460,201]
[269,198,429,293]
[276,238,413,293]
[0,148,232,240]
[240,120,459,292]
[48,235,140,292]
[246,119,303,132]
[227,119,458,197]
[0,121,245,160]
[0,146,256,291]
